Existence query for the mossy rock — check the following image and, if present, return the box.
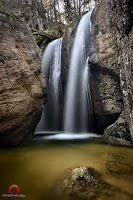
[44,23,66,38]
[47,167,132,200]
[35,35,44,46]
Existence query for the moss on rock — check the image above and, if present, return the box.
[48,167,132,200]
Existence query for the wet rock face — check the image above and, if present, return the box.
[108,0,133,140]
[0,12,45,146]
[104,112,132,146]
[90,63,123,133]
[71,167,91,182]
[61,23,79,107]
[49,167,131,200]
[90,0,133,142]
[90,2,124,133]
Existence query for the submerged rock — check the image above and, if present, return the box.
[49,167,132,200]
[71,167,91,182]
[0,11,46,146]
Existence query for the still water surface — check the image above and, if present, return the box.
[0,136,132,200]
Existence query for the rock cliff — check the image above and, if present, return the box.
[0,0,132,146]
[109,0,133,141]
[62,0,132,145]
[90,1,124,133]
[0,0,46,31]
[90,0,133,144]
[0,11,45,146]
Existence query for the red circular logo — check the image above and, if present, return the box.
[8,185,20,194]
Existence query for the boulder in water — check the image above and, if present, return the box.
[49,167,132,200]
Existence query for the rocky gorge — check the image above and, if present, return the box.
[0,1,133,200]
[0,0,132,146]
[62,0,133,146]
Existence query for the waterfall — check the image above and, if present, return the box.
[36,38,63,132]
[63,10,93,132]
[36,10,94,135]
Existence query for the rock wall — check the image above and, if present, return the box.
[108,0,133,141]
[0,0,46,31]
[90,0,133,144]
[90,1,124,132]
[0,11,45,146]
[61,24,78,99]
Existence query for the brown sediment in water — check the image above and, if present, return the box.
[0,142,132,200]
[49,167,132,200]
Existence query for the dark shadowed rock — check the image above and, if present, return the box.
[104,112,132,146]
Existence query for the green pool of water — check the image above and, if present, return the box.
[0,139,133,200]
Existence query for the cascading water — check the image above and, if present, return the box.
[63,10,93,132]
[36,38,63,132]
[36,10,94,137]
